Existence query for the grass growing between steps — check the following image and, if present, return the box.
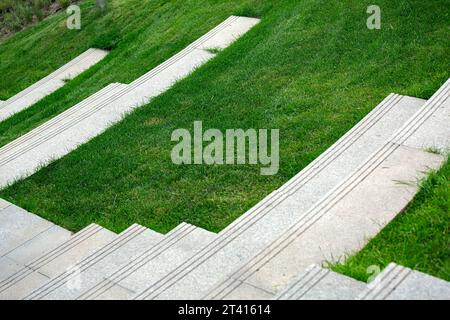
[0,0,449,233]
[330,157,450,282]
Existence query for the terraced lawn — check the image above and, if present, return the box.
[331,157,450,282]
[0,0,449,233]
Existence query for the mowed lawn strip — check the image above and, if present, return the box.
[0,0,449,234]
[330,157,450,282]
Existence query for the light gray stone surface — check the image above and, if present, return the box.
[0,204,54,257]
[402,84,450,153]
[25,224,162,300]
[0,48,108,122]
[217,282,273,300]
[359,263,450,300]
[79,223,215,300]
[197,16,260,50]
[0,198,11,210]
[5,225,72,265]
[274,265,365,300]
[0,224,115,299]
[130,94,426,300]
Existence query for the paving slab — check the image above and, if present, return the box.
[0,48,108,122]
[0,224,115,299]
[402,90,450,153]
[0,198,12,210]
[211,145,443,299]
[0,83,127,189]
[359,263,450,300]
[26,224,162,300]
[0,204,55,257]
[79,224,215,300]
[196,16,260,50]
[129,94,426,300]
[274,265,365,300]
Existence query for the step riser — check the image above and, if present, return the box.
[359,263,450,300]
[26,225,163,300]
[275,265,366,301]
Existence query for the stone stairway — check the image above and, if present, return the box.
[274,264,450,300]
[0,48,108,122]
[0,16,261,189]
[0,19,449,300]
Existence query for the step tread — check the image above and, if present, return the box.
[0,224,115,299]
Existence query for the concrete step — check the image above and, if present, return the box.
[0,224,115,299]
[78,223,216,300]
[24,224,163,300]
[359,263,450,300]
[0,48,108,122]
[129,93,426,300]
[0,16,260,190]
[204,80,449,299]
[274,265,365,300]
[0,199,71,257]
[0,83,125,156]
[0,83,127,189]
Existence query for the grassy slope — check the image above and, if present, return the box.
[0,0,449,233]
[331,158,450,282]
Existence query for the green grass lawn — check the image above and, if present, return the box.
[330,157,450,282]
[0,0,449,234]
